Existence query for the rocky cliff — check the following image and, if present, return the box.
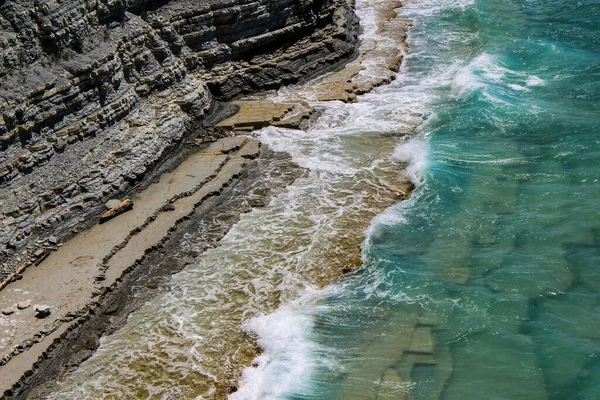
[0,0,358,277]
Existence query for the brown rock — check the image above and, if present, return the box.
[99,199,134,224]
[17,300,31,310]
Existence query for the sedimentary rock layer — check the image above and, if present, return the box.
[0,0,358,278]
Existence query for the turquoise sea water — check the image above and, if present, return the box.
[236,0,600,398]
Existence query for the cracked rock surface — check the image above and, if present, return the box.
[0,0,358,278]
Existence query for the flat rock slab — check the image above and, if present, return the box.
[0,137,259,393]
[237,139,261,159]
[204,136,248,154]
[217,100,312,132]
[104,199,122,210]
[377,368,407,400]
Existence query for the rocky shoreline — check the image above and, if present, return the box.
[0,0,411,397]
[0,0,359,280]
[9,145,307,399]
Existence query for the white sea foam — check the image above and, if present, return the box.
[403,0,475,17]
[392,137,429,185]
[231,0,456,396]
[451,53,551,102]
[451,53,508,99]
[230,310,313,399]
[230,289,335,400]
[526,75,546,86]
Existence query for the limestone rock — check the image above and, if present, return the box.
[17,300,31,310]
[377,368,406,400]
[2,308,15,315]
[238,140,262,159]
[408,326,435,355]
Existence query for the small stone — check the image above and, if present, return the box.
[47,236,58,245]
[2,308,15,316]
[34,249,45,257]
[17,300,31,310]
[146,281,158,289]
[34,305,51,319]
[104,199,121,210]
[104,303,119,315]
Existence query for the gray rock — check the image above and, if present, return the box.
[0,0,358,278]
[105,199,122,210]
[2,308,15,316]
[34,305,52,319]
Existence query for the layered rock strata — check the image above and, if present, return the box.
[0,135,266,394]
[217,0,409,132]
[0,0,358,278]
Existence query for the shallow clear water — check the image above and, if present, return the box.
[234,0,600,399]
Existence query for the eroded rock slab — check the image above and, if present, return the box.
[0,137,262,394]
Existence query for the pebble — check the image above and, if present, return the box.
[17,300,31,310]
[34,305,52,319]
[2,308,15,316]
